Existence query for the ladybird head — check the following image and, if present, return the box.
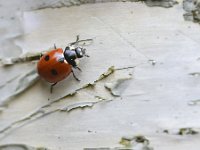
[64,46,88,67]
[75,47,88,58]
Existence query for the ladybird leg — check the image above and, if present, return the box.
[40,53,43,58]
[85,54,90,57]
[54,43,57,49]
[71,69,80,81]
[50,82,57,93]
[72,62,82,72]
[75,66,82,72]
[81,48,90,57]
[83,51,90,57]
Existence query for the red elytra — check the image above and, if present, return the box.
[37,48,72,83]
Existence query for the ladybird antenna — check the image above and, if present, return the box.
[76,35,80,43]
[69,35,93,46]
[69,35,80,46]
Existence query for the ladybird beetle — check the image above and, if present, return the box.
[37,36,90,93]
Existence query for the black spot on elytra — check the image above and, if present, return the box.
[44,55,50,61]
[51,69,58,76]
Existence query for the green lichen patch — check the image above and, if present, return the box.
[178,128,199,135]
[119,135,151,148]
